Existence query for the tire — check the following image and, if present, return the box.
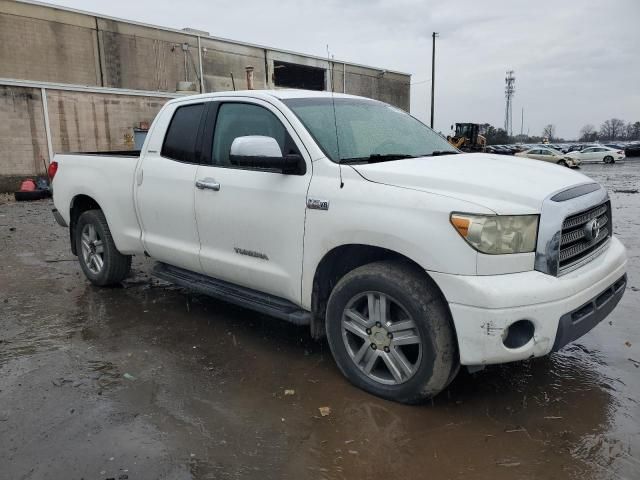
[325,261,459,404]
[557,160,569,167]
[603,155,614,164]
[14,190,49,201]
[75,209,131,286]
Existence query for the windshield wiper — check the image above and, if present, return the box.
[424,150,459,157]
[338,153,417,164]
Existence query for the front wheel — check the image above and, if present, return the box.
[325,261,459,404]
[557,160,569,167]
[75,209,131,286]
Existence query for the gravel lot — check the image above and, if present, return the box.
[1,161,638,480]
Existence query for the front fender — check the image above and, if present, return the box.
[301,162,489,308]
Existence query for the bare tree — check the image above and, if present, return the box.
[542,124,556,141]
[579,124,598,142]
[600,118,625,140]
[625,123,635,141]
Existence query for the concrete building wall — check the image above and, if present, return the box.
[0,0,100,85]
[0,0,411,191]
[98,19,199,92]
[46,91,166,153]
[202,38,268,92]
[0,86,48,191]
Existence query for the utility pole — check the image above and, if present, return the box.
[520,107,524,136]
[430,32,438,128]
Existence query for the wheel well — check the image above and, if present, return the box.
[310,245,452,340]
[69,195,102,255]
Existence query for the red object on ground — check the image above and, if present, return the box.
[19,179,37,192]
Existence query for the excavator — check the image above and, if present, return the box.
[447,123,486,152]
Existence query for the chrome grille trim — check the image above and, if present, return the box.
[557,201,611,273]
[562,205,607,230]
[556,239,611,276]
[534,183,610,277]
[560,227,608,262]
[560,215,608,246]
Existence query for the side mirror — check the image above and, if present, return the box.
[229,136,305,175]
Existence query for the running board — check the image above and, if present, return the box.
[152,263,311,326]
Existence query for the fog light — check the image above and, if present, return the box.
[503,320,535,349]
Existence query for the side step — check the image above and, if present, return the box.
[152,262,311,326]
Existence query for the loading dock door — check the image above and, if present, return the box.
[273,61,326,91]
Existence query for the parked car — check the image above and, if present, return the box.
[502,145,521,155]
[514,147,580,167]
[623,142,640,157]
[604,143,625,151]
[566,146,625,164]
[491,145,513,155]
[50,90,627,404]
[566,144,590,153]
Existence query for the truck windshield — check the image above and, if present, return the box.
[283,97,458,163]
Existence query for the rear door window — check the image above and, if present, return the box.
[161,103,205,163]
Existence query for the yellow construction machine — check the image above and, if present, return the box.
[447,123,486,152]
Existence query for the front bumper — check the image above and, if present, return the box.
[430,236,627,365]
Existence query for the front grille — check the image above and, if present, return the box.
[558,201,611,273]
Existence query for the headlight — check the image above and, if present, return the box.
[450,213,539,254]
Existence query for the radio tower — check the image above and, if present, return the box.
[504,70,515,136]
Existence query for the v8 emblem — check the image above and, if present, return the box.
[307,198,329,211]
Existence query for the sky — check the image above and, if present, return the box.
[47,0,640,139]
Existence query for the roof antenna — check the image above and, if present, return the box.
[327,44,343,188]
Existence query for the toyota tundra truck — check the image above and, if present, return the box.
[50,90,627,404]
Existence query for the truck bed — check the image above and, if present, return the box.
[52,152,145,255]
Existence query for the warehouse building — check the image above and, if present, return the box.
[0,0,411,191]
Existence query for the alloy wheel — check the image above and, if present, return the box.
[341,291,423,385]
[80,223,105,275]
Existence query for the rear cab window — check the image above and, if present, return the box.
[161,103,205,163]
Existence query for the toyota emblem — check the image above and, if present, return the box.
[584,218,600,241]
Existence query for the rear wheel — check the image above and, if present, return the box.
[75,210,131,286]
[603,155,614,164]
[325,261,459,404]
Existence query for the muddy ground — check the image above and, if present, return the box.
[1,162,639,480]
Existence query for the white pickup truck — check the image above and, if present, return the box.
[51,90,627,403]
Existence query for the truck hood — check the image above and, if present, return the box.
[351,153,594,214]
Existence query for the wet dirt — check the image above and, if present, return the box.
[1,162,638,479]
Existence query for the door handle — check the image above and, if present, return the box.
[195,178,221,191]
